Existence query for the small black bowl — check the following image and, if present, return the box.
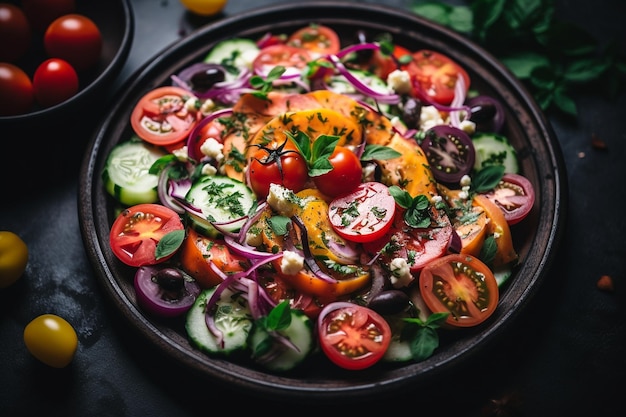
[0,0,134,134]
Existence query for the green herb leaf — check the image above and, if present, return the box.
[267,215,291,236]
[471,164,504,193]
[360,144,402,161]
[155,229,185,260]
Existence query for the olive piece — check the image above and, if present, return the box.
[401,98,422,130]
[368,289,411,315]
[470,102,497,123]
[154,267,185,293]
[190,66,226,91]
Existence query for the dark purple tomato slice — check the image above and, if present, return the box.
[481,173,535,225]
[420,125,475,184]
[134,265,201,318]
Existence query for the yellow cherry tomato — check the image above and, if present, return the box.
[24,314,78,368]
[0,231,29,289]
[179,0,227,16]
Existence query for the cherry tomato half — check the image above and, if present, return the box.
[248,140,309,199]
[130,86,200,147]
[317,301,391,370]
[419,253,499,328]
[32,58,79,108]
[328,182,396,243]
[0,3,31,63]
[23,314,78,368]
[420,125,475,184]
[287,24,340,55]
[481,173,535,225]
[252,44,312,77]
[44,13,102,71]
[406,49,470,105]
[313,146,362,198]
[0,62,34,116]
[109,203,185,267]
[21,0,76,32]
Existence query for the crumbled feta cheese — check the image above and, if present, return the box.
[172,145,189,161]
[266,183,313,217]
[245,229,263,247]
[361,163,377,183]
[420,106,446,131]
[459,175,471,187]
[431,195,443,204]
[200,137,224,162]
[201,163,217,176]
[199,99,216,115]
[459,119,476,135]
[267,183,297,217]
[387,69,412,95]
[458,190,469,200]
[280,250,305,276]
[184,97,200,112]
[389,257,414,288]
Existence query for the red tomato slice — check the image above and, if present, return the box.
[419,253,499,328]
[252,44,313,76]
[481,173,535,225]
[178,228,250,289]
[368,45,413,80]
[328,182,396,243]
[406,49,470,105]
[287,24,340,55]
[317,302,391,370]
[363,205,454,272]
[130,86,199,146]
[109,203,184,267]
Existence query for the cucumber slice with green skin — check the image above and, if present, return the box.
[185,175,256,236]
[186,288,253,356]
[102,138,166,206]
[204,38,259,80]
[472,132,519,174]
[249,309,315,372]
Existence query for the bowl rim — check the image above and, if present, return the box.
[0,0,134,124]
[78,0,568,403]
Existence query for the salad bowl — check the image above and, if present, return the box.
[78,1,567,402]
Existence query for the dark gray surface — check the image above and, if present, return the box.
[1,1,625,416]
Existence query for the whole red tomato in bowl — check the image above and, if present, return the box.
[0,0,133,131]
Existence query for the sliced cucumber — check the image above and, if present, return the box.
[472,132,519,174]
[249,309,314,372]
[185,175,256,236]
[204,38,259,80]
[102,137,167,206]
[185,288,253,356]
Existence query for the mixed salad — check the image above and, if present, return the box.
[103,24,536,372]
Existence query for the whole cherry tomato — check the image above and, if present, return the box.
[0,3,31,62]
[44,13,102,71]
[0,231,29,289]
[313,146,362,198]
[248,139,309,199]
[0,62,34,116]
[21,0,76,32]
[32,58,79,108]
[23,314,78,368]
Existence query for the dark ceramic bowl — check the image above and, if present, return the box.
[0,0,133,130]
[78,1,567,403]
